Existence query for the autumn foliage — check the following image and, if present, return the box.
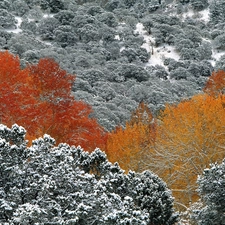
[106,102,156,172]
[155,94,225,208]
[203,70,225,96]
[106,93,225,209]
[2,50,225,211]
[0,51,106,151]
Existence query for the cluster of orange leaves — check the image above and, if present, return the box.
[0,51,107,151]
[105,70,225,210]
[106,102,156,172]
[2,50,225,210]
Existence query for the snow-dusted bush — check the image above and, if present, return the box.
[0,124,178,224]
[209,0,225,25]
[213,34,225,50]
[190,0,208,11]
[192,160,225,225]
[40,0,65,13]
[0,9,16,29]
[38,17,60,40]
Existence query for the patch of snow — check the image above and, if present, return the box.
[120,46,125,52]
[134,23,155,53]
[6,16,23,33]
[134,23,180,67]
[115,35,120,40]
[183,9,195,19]
[36,36,52,46]
[199,8,210,23]
[28,18,35,22]
[43,13,55,18]
[210,49,225,66]
[148,45,180,67]
[15,16,23,28]
[177,9,196,22]
[212,50,225,61]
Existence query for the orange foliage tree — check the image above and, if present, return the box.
[106,102,156,172]
[154,94,225,209]
[0,51,106,151]
[203,70,225,96]
[0,51,40,128]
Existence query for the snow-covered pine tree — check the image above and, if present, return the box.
[192,160,225,225]
[0,124,178,224]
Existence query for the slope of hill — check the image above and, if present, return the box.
[1,0,225,130]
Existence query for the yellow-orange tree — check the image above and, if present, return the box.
[154,94,225,209]
[106,102,156,172]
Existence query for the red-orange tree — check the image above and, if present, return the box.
[0,51,40,128]
[0,51,106,151]
[204,70,225,96]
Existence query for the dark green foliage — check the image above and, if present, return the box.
[40,0,65,13]
[10,0,29,16]
[8,33,46,56]
[20,19,37,34]
[123,0,136,8]
[153,65,169,80]
[213,34,225,50]
[54,10,75,25]
[0,29,12,49]
[114,64,149,82]
[197,42,212,60]
[54,25,78,47]
[120,47,150,63]
[180,48,201,60]
[0,9,16,29]
[96,12,118,27]
[188,61,213,77]
[170,67,191,80]
[177,0,190,4]
[209,0,225,25]
[38,17,60,40]
[87,5,104,16]
[105,0,120,11]
[0,0,11,10]
[190,0,208,11]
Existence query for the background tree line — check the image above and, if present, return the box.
[0,0,224,131]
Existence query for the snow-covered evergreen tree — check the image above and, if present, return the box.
[0,124,178,224]
[192,159,225,225]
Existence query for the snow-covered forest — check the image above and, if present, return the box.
[0,0,225,224]
[2,0,225,130]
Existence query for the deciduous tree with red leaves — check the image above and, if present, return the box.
[0,51,106,151]
[203,70,225,96]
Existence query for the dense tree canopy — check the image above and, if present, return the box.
[154,94,225,208]
[0,51,107,151]
[0,124,178,224]
[0,0,219,130]
[106,102,157,172]
[192,159,225,225]
[1,0,225,222]
[106,92,225,210]
[204,70,225,96]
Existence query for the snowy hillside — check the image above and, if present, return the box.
[1,0,225,130]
